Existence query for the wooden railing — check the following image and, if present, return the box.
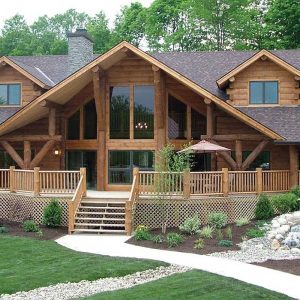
[190,171,223,195]
[263,170,290,192]
[0,169,10,190]
[68,168,86,234]
[14,169,34,192]
[229,171,257,194]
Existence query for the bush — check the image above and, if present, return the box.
[194,238,205,249]
[42,199,62,227]
[133,225,151,241]
[216,229,223,240]
[218,240,233,247]
[246,228,265,238]
[255,194,274,220]
[166,232,183,247]
[235,218,250,227]
[152,235,163,244]
[179,215,201,235]
[198,226,214,239]
[23,220,39,232]
[290,185,300,198]
[0,226,8,233]
[36,229,44,238]
[225,226,233,239]
[208,212,228,229]
[271,193,298,214]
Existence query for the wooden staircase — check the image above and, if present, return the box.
[73,198,126,233]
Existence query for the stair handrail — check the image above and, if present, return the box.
[68,168,86,234]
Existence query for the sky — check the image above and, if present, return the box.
[0,0,154,28]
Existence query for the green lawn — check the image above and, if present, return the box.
[84,270,291,300]
[0,235,166,295]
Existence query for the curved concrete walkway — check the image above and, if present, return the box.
[57,235,300,299]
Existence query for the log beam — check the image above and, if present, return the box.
[235,140,243,170]
[0,141,24,169]
[30,140,56,169]
[218,151,237,170]
[201,134,268,141]
[0,135,62,142]
[24,141,31,169]
[40,100,62,109]
[289,145,299,188]
[242,140,269,170]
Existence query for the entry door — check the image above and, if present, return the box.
[66,151,97,189]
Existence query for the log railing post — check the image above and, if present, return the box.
[222,168,229,196]
[125,200,133,236]
[9,166,15,193]
[256,168,263,195]
[133,167,140,190]
[80,168,87,197]
[183,169,191,199]
[33,167,40,196]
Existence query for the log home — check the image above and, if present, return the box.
[0,29,300,234]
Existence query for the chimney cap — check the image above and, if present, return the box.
[67,28,94,43]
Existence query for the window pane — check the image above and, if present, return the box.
[133,151,154,169]
[67,111,80,140]
[8,84,21,105]
[243,151,270,170]
[84,100,97,139]
[110,86,130,139]
[0,85,8,105]
[134,86,154,139]
[109,151,131,184]
[265,81,278,104]
[250,82,264,104]
[168,95,187,139]
[191,109,206,140]
[109,151,130,168]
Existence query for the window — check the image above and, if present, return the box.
[67,111,80,140]
[249,81,278,104]
[134,86,154,139]
[0,84,21,105]
[243,151,270,170]
[110,86,130,139]
[168,95,187,139]
[191,109,206,140]
[84,100,97,139]
[108,150,154,184]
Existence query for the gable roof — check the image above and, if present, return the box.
[0,42,284,141]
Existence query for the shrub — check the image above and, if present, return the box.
[133,225,151,241]
[208,212,227,229]
[166,232,183,247]
[199,225,214,239]
[290,185,300,198]
[36,229,44,238]
[235,218,250,227]
[194,239,205,250]
[152,235,163,244]
[246,228,265,238]
[0,226,8,233]
[255,194,274,220]
[42,199,62,227]
[216,229,223,240]
[23,220,39,232]
[225,226,233,239]
[271,193,298,214]
[179,215,201,235]
[218,240,233,247]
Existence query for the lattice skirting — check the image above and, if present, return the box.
[133,195,260,229]
[0,192,71,226]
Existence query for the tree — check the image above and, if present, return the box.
[265,0,300,49]
[112,2,147,47]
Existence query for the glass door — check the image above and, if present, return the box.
[66,151,97,190]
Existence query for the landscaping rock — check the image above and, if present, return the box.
[275,234,284,241]
[271,239,280,250]
[291,225,300,233]
[291,248,300,254]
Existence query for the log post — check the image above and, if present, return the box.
[48,107,56,136]
[235,140,242,170]
[33,167,40,196]
[222,168,229,197]
[289,145,299,188]
[133,167,140,189]
[9,166,15,193]
[125,200,133,236]
[256,167,263,195]
[183,169,191,199]
[205,99,214,139]
[80,167,87,197]
[24,141,31,169]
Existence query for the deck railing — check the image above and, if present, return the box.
[14,169,34,192]
[0,169,10,191]
[135,168,292,198]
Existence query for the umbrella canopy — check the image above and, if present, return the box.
[178,140,231,153]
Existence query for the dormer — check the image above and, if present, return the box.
[217,50,300,107]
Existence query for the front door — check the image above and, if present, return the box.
[66,150,97,190]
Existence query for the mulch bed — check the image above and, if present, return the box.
[0,219,67,240]
[253,260,300,276]
[127,222,255,255]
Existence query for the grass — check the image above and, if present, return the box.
[0,235,166,295]
[84,270,291,300]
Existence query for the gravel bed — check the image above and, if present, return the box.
[208,237,300,263]
[1,265,190,300]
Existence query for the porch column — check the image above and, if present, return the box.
[235,140,242,170]
[204,98,214,139]
[24,141,31,169]
[289,145,299,188]
[93,66,106,191]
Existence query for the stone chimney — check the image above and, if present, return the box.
[67,28,94,75]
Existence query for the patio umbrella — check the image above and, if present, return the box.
[178,140,231,170]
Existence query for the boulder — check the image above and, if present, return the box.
[271,220,280,229]
[271,239,281,250]
[277,225,290,235]
[291,225,300,233]
[277,217,286,225]
[275,234,284,240]
[286,212,300,224]
[291,248,300,254]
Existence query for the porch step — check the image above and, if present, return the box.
[74,229,126,233]
[77,211,126,216]
[75,217,125,222]
[75,223,125,227]
[78,206,124,210]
